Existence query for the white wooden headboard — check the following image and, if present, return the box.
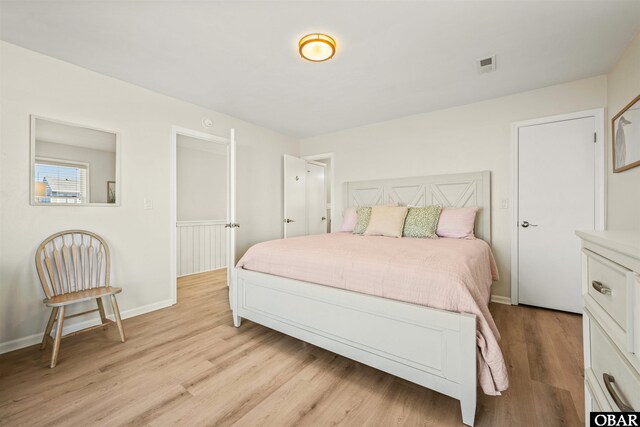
[345,170,491,242]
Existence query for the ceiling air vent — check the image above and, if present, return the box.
[477,55,496,74]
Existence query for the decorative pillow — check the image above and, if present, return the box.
[352,207,372,234]
[402,205,442,238]
[341,207,358,232]
[364,206,409,238]
[436,207,479,239]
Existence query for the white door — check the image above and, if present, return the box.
[226,130,237,288]
[517,117,596,313]
[283,154,307,238]
[306,162,327,235]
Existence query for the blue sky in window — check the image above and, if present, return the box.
[35,163,81,182]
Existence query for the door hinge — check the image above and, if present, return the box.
[594,132,597,143]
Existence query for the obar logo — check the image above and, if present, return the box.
[591,413,640,427]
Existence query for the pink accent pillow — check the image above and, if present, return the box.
[436,207,479,239]
[341,207,358,232]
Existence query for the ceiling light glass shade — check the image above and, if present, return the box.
[299,34,336,62]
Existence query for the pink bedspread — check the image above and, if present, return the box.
[237,232,508,395]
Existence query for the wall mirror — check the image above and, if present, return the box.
[30,116,120,206]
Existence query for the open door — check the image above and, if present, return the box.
[226,129,237,288]
[283,154,307,238]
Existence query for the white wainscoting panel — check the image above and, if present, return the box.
[177,220,227,276]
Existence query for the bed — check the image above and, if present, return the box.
[229,171,506,426]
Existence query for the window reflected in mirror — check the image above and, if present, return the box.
[31,116,118,205]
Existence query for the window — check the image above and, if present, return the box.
[34,158,89,204]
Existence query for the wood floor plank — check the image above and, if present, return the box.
[0,269,585,427]
[234,352,360,426]
[523,306,584,425]
[476,303,537,427]
[530,380,583,427]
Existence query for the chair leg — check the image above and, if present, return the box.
[51,306,65,368]
[96,298,108,330]
[110,295,126,343]
[40,307,59,350]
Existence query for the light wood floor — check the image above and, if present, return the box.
[0,269,584,426]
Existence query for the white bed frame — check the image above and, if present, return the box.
[230,171,491,426]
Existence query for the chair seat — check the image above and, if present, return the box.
[44,287,122,307]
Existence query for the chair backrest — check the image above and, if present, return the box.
[35,230,111,299]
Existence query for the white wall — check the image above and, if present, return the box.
[607,32,640,231]
[35,140,116,203]
[300,76,607,299]
[176,136,226,221]
[0,41,298,351]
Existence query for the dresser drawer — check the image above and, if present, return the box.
[589,317,640,412]
[586,250,629,330]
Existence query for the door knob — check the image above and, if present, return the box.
[321,217,326,221]
[283,218,295,223]
[521,221,538,228]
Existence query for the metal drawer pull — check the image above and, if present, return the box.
[603,373,634,412]
[592,280,612,295]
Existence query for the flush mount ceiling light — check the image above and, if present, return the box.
[299,33,336,62]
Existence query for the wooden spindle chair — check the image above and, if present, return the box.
[35,230,126,368]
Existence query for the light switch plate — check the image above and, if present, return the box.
[500,198,509,209]
[144,199,153,210]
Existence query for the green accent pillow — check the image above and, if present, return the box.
[402,205,442,238]
[352,207,372,234]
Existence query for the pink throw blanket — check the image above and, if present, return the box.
[237,232,508,395]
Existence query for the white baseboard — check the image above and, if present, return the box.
[0,298,174,355]
[119,299,174,319]
[490,295,512,305]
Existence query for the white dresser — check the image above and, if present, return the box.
[577,230,640,419]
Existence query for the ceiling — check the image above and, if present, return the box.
[2,1,640,138]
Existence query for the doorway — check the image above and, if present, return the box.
[304,153,334,233]
[283,153,333,238]
[306,161,327,235]
[170,127,236,304]
[511,109,604,313]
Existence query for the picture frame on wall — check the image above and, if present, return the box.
[107,181,116,203]
[612,93,640,173]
